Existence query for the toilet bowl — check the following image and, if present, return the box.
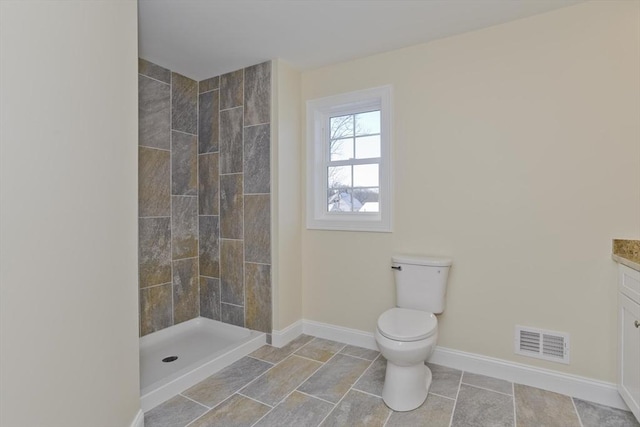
[375,254,452,412]
[375,307,438,411]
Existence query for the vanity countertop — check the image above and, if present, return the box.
[612,239,640,272]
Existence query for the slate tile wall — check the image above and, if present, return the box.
[199,61,272,334]
[138,59,199,335]
[138,58,272,336]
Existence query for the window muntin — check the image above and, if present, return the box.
[306,85,391,232]
[327,110,381,213]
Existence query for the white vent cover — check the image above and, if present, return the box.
[515,325,570,364]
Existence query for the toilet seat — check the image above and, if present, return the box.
[377,308,437,342]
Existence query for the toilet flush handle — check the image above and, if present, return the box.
[391,266,402,271]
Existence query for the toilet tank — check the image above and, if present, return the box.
[392,254,452,314]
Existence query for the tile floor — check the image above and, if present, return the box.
[145,335,640,427]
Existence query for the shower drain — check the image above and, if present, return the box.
[162,356,178,363]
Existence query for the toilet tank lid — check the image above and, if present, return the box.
[392,254,452,267]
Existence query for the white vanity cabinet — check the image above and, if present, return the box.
[618,263,640,422]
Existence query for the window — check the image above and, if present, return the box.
[306,86,392,232]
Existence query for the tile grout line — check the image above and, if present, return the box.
[447,369,464,427]
[382,407,393,427]
[236,391,274,408]
[139,72,170,86]
[428,391,457,401]
[248,402,274,427]
[315,350,379,427]
[513,382,517,427]
[571,397,585,427]
[178,393,212,410]
[140,282,173,291]
[338,350,380,363]
[350,387,384,400]
[244,345,342,422]
[280,345,349,401]
[244,121,270,128]
[460,381,514,398]
[172,128,197,137]
[246,354,275,366]
[230,349,292,397]
[183,358,276,427]
[220,105,244,113]
[221,301,245,308]
[196,76,201,323]
[296,389,338,406]
[241,68,246,330]
[169,71,174,330]
[139,145,170,152]
[199,87,219,95]
[217,82,222,325]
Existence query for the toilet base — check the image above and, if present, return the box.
[382,361,432,412]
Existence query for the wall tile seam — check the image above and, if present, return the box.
[221,301,245,308]
[241,66,246,329]
[139,281,173,290]
[171,129,197,137]
[169,71,175,330]
[138,73,170,86]
[220,172,243,176]
[199,274,220,280]
[244,261,272,266]
[199,88,220,95]
[217,73,223,326]
[220,105,244,113]
[196,71,201,321]
[198,152,219,156]
[243,122,270,129]
[139,145,170,152]
[139,215,171,219]
[244,193,271,196]
[172,256,199,262]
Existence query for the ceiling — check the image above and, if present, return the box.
[138,0,583,81]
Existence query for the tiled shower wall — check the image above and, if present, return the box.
[138,58,272,336]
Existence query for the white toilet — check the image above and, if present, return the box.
[375,254,452,412]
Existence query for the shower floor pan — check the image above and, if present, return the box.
[140,317,266,411]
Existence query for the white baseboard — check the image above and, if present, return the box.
[271,319,304,348]
[130,409,144,427]
[429,347,628,410]
[283,318,628,411]
[303,319,378,350]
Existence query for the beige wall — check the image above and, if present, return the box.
[0,2,140,426]
[300,1,640,382]
[272,60,304,330]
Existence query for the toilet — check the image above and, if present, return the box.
[375,254,452,412]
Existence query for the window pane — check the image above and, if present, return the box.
[355,135,380,159]
[327,189,362,212]
[328,165,351,188]
[354,188,379,212]
[355,111,380,135]
[330,138,353,161]
[353,164,378,187]
[330,114,354,139]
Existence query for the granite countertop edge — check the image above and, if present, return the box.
[612,253,640,272]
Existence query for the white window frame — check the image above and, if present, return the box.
[306,85,392,232]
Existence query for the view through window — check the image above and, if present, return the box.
[327,110,381,213]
